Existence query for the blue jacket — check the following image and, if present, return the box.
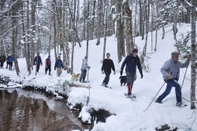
[121,53,143,75]
[54,59,64,69]
[7,56,14,62]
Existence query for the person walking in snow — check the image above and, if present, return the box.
[0,54,6,68]
[120,49,143,98]
[101,53,115,88]
[79,56,90,82]
[54,56,64,77]
[45,55,51,75]
[6,54,14,70]
[33,52,43,73]
[155,51,190,107]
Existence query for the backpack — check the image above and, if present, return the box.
[46,58,51,66]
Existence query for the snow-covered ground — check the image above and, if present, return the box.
[0,23,197,131]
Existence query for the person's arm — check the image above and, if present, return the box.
[40,56,43,65]
[101,59,105,71]
[54,61,57,70]
[160,60,171,79]
[111,60,115,72]
[137,58,143,78]
[61,60,64,68]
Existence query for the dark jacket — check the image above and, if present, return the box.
[101,59,115,73]
[121,53,143,75]
[0,55,6,62]
[34,56,42,65]
[54,59,64,69]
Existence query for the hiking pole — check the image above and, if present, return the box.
[145,81,166,111]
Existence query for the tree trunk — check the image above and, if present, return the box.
[12,18,20,76]
[124,1,134,54]
[116,0,125,62]
[96,0,103,45]
[102,3,107,60]
[190,0,196,109]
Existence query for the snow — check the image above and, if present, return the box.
[0,23,197,131]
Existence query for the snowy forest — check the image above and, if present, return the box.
[0,0,197,107]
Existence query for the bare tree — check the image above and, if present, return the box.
[115,0,125,62]
[190,0,196,109]
[123,1,134,54]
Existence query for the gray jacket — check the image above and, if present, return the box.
[81,59,89,70]
[161,58,189,81]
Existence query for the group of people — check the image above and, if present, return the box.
[96,48,190,108]
[33,52,64,77]
[1,49,191,107]
[0,54,14,70]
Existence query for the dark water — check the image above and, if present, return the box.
[0,89,86,131]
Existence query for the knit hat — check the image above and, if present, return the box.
[132,49,138,53]
[171,51,180,55]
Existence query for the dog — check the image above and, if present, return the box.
[119,76,127,86]
[71,73,80,81]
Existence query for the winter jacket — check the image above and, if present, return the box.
[161,58,189,81]
[34,56,42,65]
[101,59,115,73]
[0,55,6,62]
[54,59,63,69]
[81,59,89,70]
[121,53,143,75]
[7,56,14,62]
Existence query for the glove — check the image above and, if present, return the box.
[141,74,143,79]
[114,71,116,75]
[120,70,123,76]
[54,68,56,70]
[102,71,104,74]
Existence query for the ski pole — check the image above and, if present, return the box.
[145,81,166,111]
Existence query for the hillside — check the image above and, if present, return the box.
[0,23,196,131]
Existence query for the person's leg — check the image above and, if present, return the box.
[59,68,62,76]
[80,69,85,82]
[0,61,3,68]
[8,62,12,70]
[57,68,61,76]
[156,80,173,103]
[82,70,87,82]
[102,71,110,86]
[45,67,48,74]
[2,61,4,68]
[37,64,40,72]
[49,65,51,75]
[126,72,133,95]
[170,80,182,103]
